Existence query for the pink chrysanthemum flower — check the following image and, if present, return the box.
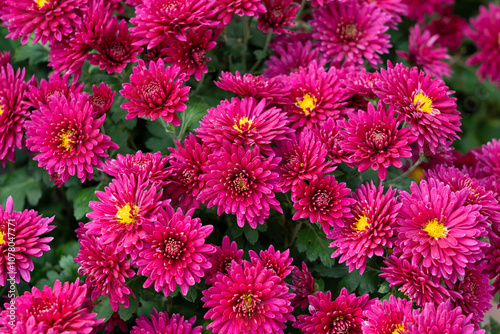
[88,83,115,118]
[0,63,29,166]
[473,138,500,179]
[134,204,214,296]
[0,51,11,68]
[295,288,372,334]
[342,68,379,105]
[86,174,164,255]
[213,0,266,27]
[426,8,467,53]
[26,72,84,110]
[0,196,54,286]
[404,0,454,23]
[25,94,118,186]
[75,235,135,312]
[249,245,293,279]
[340,101,415,180]
[214,71,290,103]
[363,295,414,334]
[1,0,87,45]
[163,134,209,211]
[196,97,290,156]
[363,0,408,28]
[0,279,103,333]
[200,140,282,228]
[289,262,316,310]
[395,179,488,283]
[292,175,355,233]
[485,234,500,297]
[283,62,349,129]
[162,27,216,81]
[407,300,479,334]
[311,118,348,164]
[205,236,244,285]
[330,182,400,274]
[131,309,202,334]
[202,261,295,334]
[380,256,452,306]
[264,40,326,79]
[120,59,190,125]
[374,61,461,154]
[130,0,216,49]
[257,0,298,35]
[310,0,391,68]
[396,24,451,78]
[274,128,335,193]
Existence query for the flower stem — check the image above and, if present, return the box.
[159,117,179,144]
[249,31,273,73]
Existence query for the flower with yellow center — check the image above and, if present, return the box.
[423,219,447,239]
[59,129,76,151]
[34,0,49,9]
[0,231,5,245]
[233,116,254,134]
[353,215,369,232]
[0,104,4,116]
[295,94,317,116]
[413,92,435,114]
[116,203,139,224]
[392,323,406,334]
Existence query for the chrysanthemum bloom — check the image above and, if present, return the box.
[88,83,115,118]
[407,300,478,334]
[89,17,142,74]
[86,174,164,255]
[342,68,379,105]
[249,245,293,280]
[26,72,84,110]
[274,128,336,193]
[131,309,202,334]
[25,94,118,186]
[0,279,103,333]
[134,204,215,296]
[294,288,372,334]
[214,71,290,103]
[162,27,216,81]
[100,150,170,188]
[485,234,500,297]
[404,0,454,22]
[292,175,355,233]
[0,196,54,286]
[395,179,488,283]
[396,25,451,78]
[1,0,87,45]
[340,101,415,180]
[257,0,298,35]
[205,236,243,286]
[120,59,190,125]
[289,262,316,310]
[213,0,266,27]
[202,261,295,334]
[196,97,291,156]
[0,63,30,166]
[200,140,282,228]
[330,182,400,274]
[380,256,452,306]
[0,51,11,68]
[264,40,326,79]
[130,0,216,49]
[75,235,135,312]
[374,61,461,154]
[363,295,414,334]
[311,118,348,164]
[426,8,467,53]
[310,0,391,68]
[473,138,500,179]
[363,0,408,29]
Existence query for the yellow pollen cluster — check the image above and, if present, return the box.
[0,231,5,245]
[413,92,433,114]
[423,219,447,239]
[354,215,369,232]
[392,323,406,334]
[233,116,253,133]
[116,203,139,224]
[295,94,317,116]
[59,129,76,151]
[34,0,49,8]
[0,104,4,116]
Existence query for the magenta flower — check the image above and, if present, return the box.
[426,8,467,53]
[363,295,414,334]
[131,309,202,334]
[1,0,87,45]
[134,204,214,296]
[200,140,282,228]
[88,83,115,118]
[310,0,391,68]
[257,0,298,35]
[26,72,84,110]
[330,182,400,274]
[120,59,190,125]
[0,196,54,286]
[0,51,11,68]
[485,234,500,298]
[202,261,295,334]
[205,235,244,285]
[289,262,316,310]
[248,245,293,280]
[213,0,266,27]
[0,279,103,333]
[311,118,348,164]
[405,0,454,23]
[294,288,372,334]
[365,0,408,28]
[473,138,500,179]
[340,101,415,180]
[292,175,355,233]
[25,94,118,186]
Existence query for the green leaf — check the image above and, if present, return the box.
[244,227,259,245]
[296,224,335,267]
[94,296,114,322]
[337,269,363,292]
[73,187,99,220]
[59,255,80,279]
[182,285,199,303]
[13,42,49,66]
[118,295,139,321]
[0,169,42,210]
[377,281,390,294]
[253,50,267,60]
[358,269,379,295]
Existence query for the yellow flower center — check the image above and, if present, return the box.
[409,166,425,183]
[413,92,434,114]
[233,116,253,133]
[353,215,369,232]
[59,129,76,151]
[423,219,447,239]
[392,323,406,334]
[0,104,4,116]
[34,0,49,8]
[295,94,317,116]
[116,203,138,224]
[0,231,5,245]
